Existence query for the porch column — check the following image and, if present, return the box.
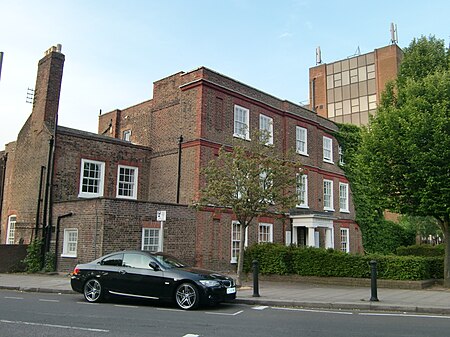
[325,228,334,249]
[307,227,316,247]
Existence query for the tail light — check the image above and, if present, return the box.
[72,267,80,276]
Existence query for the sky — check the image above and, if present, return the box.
[0,0,449,148]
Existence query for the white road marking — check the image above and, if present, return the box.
[359,312,450,319]
[4,296,24,300]
[183,334,200,337]
[205,310,243,316]
[0,319,109,332]
[272,307,353,315]
[77,301,99,305]
[157,308,186,312]
[252,305,269,310]
[39,299,60,303]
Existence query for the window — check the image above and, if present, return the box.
[62,229,78,257]
[231,221,248,263]
[339,182,349,212]
[351,98,359,113]
[350,69,358,83]
[101,253,124,266]
[258,223,273,243]
[335,101,343,116]
[323,179,334,211]
[339,146,345,165]
[367,64,375,79]
[6,215,16,245]
[323,136,333,163]
[117,165,138,199]
[260,170,273,203]
[340,228,349,252]
[368,94,377,110]
[123,253,152,269]
[123,130,131,141]
[296,174,308,208]
[79,159,105,198]
[259,114,273,145]
[296,126,308,155]
[234,105,250,140]
[142,228,161,252]
[333,73,342,87]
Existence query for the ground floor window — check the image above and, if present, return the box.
[340,228,349,253]
[258,223,273,243]
[142,228,160,252]
[6,215,16,244]
[231,221,248,263]
[62,229,78,257]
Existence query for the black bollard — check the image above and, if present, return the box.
[252,259,260,297]
[369,260,379,302]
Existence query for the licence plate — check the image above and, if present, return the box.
[227,287,236,294]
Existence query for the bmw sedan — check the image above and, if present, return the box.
[70,250,236,310]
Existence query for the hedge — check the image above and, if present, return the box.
[396,244,445,257]
[244,243,443,280]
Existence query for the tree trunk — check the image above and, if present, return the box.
[443,217,450,288]
[236,223,247,287]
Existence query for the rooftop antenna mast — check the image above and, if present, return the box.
[390,22,398,44]
[316,46,322,65]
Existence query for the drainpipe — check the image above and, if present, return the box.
[176,135,183,204]
[54,212,73,271]
[34,166,46,241]
[41,136,54,267]
[311,78,316,112]
[0,153,7,225]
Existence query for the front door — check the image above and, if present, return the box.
[297,227,307,247]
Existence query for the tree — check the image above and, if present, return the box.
[359,36,450,286]
[198,132,301,286]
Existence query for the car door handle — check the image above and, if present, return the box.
[119,270,127,275]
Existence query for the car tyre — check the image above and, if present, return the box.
[83,278,103,303]
[175,282,199,310]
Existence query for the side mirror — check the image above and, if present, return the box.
[149,261,161,271]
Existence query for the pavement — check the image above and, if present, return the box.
[1,273,450,315]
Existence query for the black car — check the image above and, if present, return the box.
[70,250,236,310]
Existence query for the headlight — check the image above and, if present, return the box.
[199,280,221,287]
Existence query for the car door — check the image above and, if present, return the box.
[97,253,124,293]
[119,253,170,299]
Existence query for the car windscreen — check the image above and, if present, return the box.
[153,254,187,269]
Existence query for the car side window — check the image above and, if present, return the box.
[101,253,123,266]
[123,253,152,269]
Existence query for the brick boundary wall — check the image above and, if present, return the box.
[0,244,28,272]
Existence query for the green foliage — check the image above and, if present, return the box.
[399,215,442,242]
[362,220,415,254]
[396,244,445,257]
[44,252,56,272]
[244,243,443,280]
[22,239,43,273]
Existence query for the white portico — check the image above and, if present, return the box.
[290,213,335,249]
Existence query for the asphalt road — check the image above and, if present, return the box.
[1,289,449,337]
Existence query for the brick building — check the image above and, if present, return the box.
[309,44,403,126]
[0,46,362,273]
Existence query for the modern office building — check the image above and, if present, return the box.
[309,44,403,126]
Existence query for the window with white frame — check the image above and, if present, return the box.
[339,182,349,213]
[234,105,250,140]
[339,146,345,165]
[296,174,308,208]
[340,228,349,252]
[259,114,273,145]
[79,159,105,198]
[62,229,78,257]
[296,126,308,155]
[142,228,161,252]
[323,136,333,163]
[6,215,16,245]
[323,179,334,211]
[231,221,248,263]
[123,130,131,142]
[258,223,273,243]
[117,165,138,199]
